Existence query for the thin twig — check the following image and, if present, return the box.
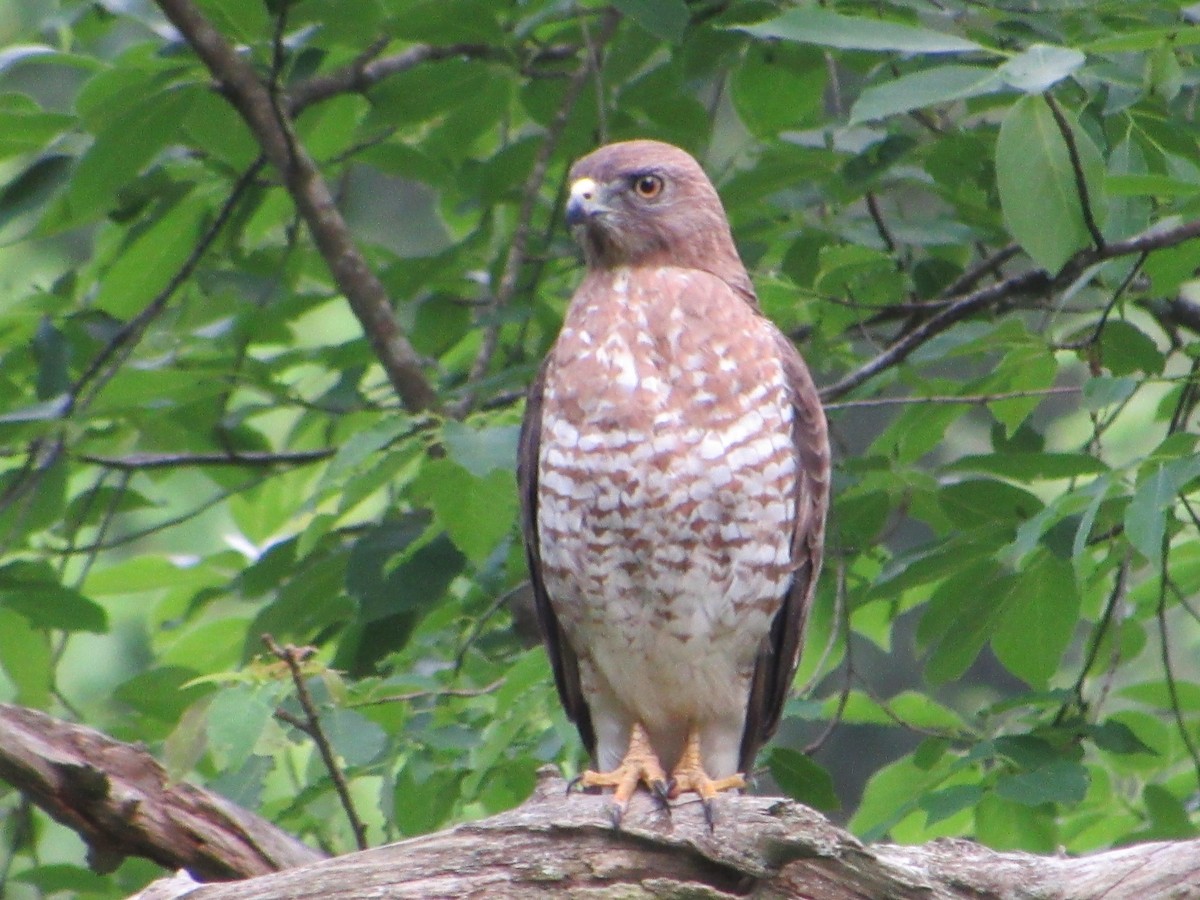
[351,679,505,708]
[865,192,897,254]
[154,0,437,412]
[819,217,1200,401]
[76,448,335,470]
[1054,554,1129,726]
[70,156,267,417]
[451,8,620,418]
[262,635,369,851]
[823,385,1080,411]
[288,42,493,113]
[938,244,1020,299]
[1055,252,1148,352]
[1155,548,1200,793]
[1044,94,1105,252]
[804,562,852,756]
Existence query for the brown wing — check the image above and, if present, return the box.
[517,357,596,758]
[738,329,830,773]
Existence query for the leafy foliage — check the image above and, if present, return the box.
[1,0,1200,893]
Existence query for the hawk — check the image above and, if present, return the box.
[518,140,829,825]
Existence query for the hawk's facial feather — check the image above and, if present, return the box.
[564,140,755,305]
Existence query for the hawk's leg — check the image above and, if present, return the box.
[668,725,746,829]
[572,722,669,827]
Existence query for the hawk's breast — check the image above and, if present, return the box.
[536,266,798,732]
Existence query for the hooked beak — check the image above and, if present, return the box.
[565,177,608,227]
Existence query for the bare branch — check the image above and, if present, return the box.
[261,636,368,851]
[350,679,505,708]
[820,217,1200,401]
[0,704,323,879]
[76,448,335,471]
[938,243,1020,299]
[154,0,437,412]
[824,385,1081,411]
[287,43,493,113]
[131,767,1200,899]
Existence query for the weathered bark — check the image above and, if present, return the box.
[3,703,1198,899]
[136,767,1199,900]
[0,704,324,879]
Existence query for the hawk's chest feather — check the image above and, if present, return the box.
[536,266,797,636]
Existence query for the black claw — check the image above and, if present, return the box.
[566,774,583,796]
[606,801,626,830]
[701,797,717,832]
[649,779,672,809]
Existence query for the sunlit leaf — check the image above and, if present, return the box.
[996,95,1106,272]
[736,9,985,53]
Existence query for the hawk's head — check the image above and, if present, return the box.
[565,140,744,280]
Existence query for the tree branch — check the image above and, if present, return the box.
[154,0,437,412]
[3,705,1197,899]
[0,704,323,880]
[1044,94,1106,252]
[128,766,1200,899]
[820,217,1200,401]
[76,449,336,471]
[261,636,367,851]
[287,43,493,113]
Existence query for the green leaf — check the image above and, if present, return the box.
[0,104,76,160]
[0,608,52,706]
[995,759,1089,806]
[0,562,107,633]
[1082,376,1138,410]
[850,65,1002,124]
[394,765,465,836]
[975,792,1057,852]
[1124,464,1172,560]
[0,154,73,241]
[611,0,689,42]
[733,44,826,136]
[323,708,387,766]
[997,44,1085,93]
[441,420,520,478]
[206,684,275,770]
[93,194,210,318]
[991,554,1079,687]
[1143,784,1198,838]
[12,864,112,895]
[1088,719,1155,756]
[920,783,984,825]
[418,459,518,563]
[944,452,1108,481]
[736,9,985,54]
[58,85,197,226]
[1097,320,1164,375]
[768,747,839,810]
[996,95,1105,272]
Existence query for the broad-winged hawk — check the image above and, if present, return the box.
[518,140,830,825]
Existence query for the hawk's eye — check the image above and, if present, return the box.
[632,174,664,199]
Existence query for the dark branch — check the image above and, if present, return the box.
[287,43,493,113]
[0,704,323,880]
[1044,93,1106,252]
[77,448,335,471]
[154,0,438,412]
[820,217,1200,401]
[261,636,368,852]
